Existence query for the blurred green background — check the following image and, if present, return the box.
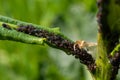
[0,0,98,80]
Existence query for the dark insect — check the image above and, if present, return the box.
[97,0,102,7]
[109,52,120,66]
[2,23,11,30]
[115,0,120,6]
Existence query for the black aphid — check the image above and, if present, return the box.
[109,51,120,80]
[2,23,11,30]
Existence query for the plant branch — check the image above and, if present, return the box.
[96,0,120,80]
[0,15,96,72]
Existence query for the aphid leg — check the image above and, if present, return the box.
[73,43,77,51]
[80,40,85,48]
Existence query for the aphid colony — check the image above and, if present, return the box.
[97,0,109,33]
[1,23,95,71]
[109,51,120,80]
[17,25,95,66]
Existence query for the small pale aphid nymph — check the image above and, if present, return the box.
[74,40,97,58]
[74,40,97,50]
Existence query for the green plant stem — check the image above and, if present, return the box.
[0,15,73,52]
[0,26,46,45]
[94,0,120,80]
[0,15,95,71]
